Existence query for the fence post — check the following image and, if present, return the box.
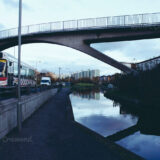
[142,14,144,25]
[63,21,64,30]
[27,25,29,34]
[124,16,126,26]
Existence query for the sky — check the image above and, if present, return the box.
[1,0,160,76]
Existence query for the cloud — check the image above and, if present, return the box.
[0,23,5,30]
[91,42,126,52]
[2,0,18,8]
[2,0,30,10]
[92,39,160,63]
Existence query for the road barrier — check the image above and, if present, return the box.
[0,85,57,101]
[0,88,57,139]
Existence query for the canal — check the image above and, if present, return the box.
[70,90,160,160]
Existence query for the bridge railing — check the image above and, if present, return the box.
[0,12,160,40]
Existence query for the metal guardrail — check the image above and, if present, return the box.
[0,12,160,40]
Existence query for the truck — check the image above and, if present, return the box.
[40,77,51,86]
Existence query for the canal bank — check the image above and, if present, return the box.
[0,88,143,160]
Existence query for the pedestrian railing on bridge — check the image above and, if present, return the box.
[0,12,160,40]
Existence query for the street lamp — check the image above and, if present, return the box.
[59,67,61,81]
[17,0,22,132]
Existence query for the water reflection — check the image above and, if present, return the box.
[106,95,160,160]
[70,90,138,137]
[70,89,160,159]
[72,90,100,100]
[117,132,160,160]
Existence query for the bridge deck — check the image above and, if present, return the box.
[0,89,143,160]
[1,12,160,40]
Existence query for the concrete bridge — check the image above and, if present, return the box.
[1,12,160,73]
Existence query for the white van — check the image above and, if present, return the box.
[40,77,51,86]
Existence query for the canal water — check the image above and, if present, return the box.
[70,90,160,160]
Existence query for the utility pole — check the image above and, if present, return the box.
[17,0,22,132]
[59,67,61,81]
[14,47,16,57]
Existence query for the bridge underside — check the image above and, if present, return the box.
[1,26,160,73]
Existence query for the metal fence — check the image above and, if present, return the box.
[0,85,56,101]
[0,12,160,40]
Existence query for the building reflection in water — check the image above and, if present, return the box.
[72,91,100,100]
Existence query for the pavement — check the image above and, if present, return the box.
[0,88,142,160]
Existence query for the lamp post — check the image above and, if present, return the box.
[17,0,22,132]
[59,67,61,81]
[65,68,72,82]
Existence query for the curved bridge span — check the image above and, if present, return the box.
[1,12,160,73]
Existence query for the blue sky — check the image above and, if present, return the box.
[1,0,160,76]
